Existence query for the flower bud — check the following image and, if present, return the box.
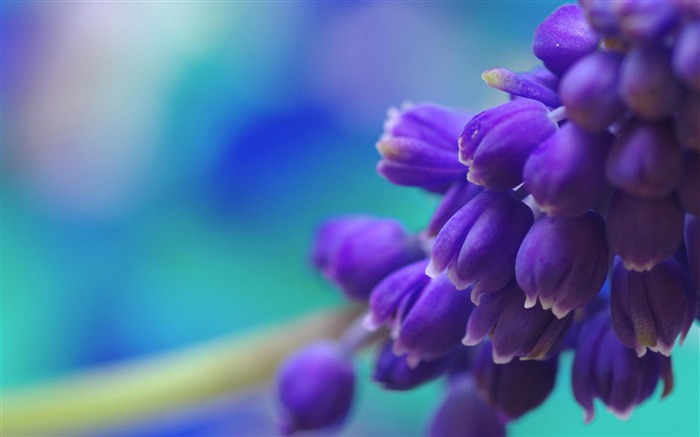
[606,191,684,271]
[377,103,471,192]
[675,92,700,152]
[612,0,680,44]
[606,119,683,198]
[482,67,561,107]
[427,190,533,301]
[276,342,355,434]
[533,4,600,77]
[516,212,609,319]
[473,342,559,421]
[459,99,558,191]
[559,51,625,132]
[373,340,451,391]
[426,179,483,237]
[428,374,506,437]
[312,216,424,300]
[524,122,612,216]
[579,0,619,36]
[678,152,700,217]
[464,280,573,363]
[610,256,697,357]
[572,313,673,423]
[673,21,700,91]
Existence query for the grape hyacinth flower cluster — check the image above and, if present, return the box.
[274,2,699,435]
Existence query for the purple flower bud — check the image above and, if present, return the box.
[312,216,424,301]
[427,190,533,301]
[612,0,681,44]
[473,342,559,421]
[367,260,474,365]
[606,191,684,271]
[276,342,355,434]
[520,65,561,92]
[579,0,620,36]
[373,340,451,391]
[675,92,700,152]
[464,280,573,363]
[619,45,682,120]
[426,178,483,237]
[458,99,558,191]
[673,22,700,91]
[524,122,612,217]
[377,103,471,192]
[678,152,700,217]
[611,256,697,357]
[606,119,683,198]
[686,215,700,294]
[559,51,626,132]
[516,212,609,319]
[429,373,506,437]
[533,4,600,77]
[572,313,674,423]
[482,67,561,108]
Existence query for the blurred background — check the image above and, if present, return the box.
[2,1,697,436]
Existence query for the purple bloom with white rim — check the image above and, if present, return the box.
[516,211,609,319]
[428,373,506,437]
[523,122,612,217]
[425,178,483,237]
[572,312,674,423]
[458,99,558,191]
[427,190,533,301]
[463,280,573,364]
[276,341,355,435]
[312,216,424,301]
[532,4,600,77]
[473,341,559,422]
[373,340,452,391]
[376,103,472,193]
[610,256,697,357]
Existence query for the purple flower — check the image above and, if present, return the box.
[463,280,573,364]
[673,21,700,91]
[612,0,681,44]
[428,373,506,437]
[426,178,483,237]
[458,99,558,191]
[311,216,424,301]
[427,190,533,301]
[276,341,355,435]
[579,0,619,36]
[610,256,697,357]
[685,215,700,295]
[523,122,612,217]
[675,92,700,152]
[373,340,451,391]
[532,4,600,77]
[481,67,561,108]
[473,342,559,421]
[678,151,700,217]
[572,313,674,423]
[376,103,471,193]
[516,212,609,319]
[367,260,474,366]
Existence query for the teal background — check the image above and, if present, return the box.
[2,1,698,436]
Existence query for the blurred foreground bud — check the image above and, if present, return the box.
[673,21,700,91]
[276,342,355,435]
[678,152,700,217]
[312,216,424,300]
[377,103,471,192]
[429,373,506,437]
[675,92,700,152]
[373,340,451,391]
[459,99,558,190]
[613,0,680,44]
[572,313,674,423]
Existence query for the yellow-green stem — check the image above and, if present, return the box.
[1,307,360,436]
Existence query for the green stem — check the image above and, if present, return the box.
[1,307,360,436]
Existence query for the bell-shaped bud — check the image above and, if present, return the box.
[312,216,424,301]
[516,212,609,319]
[620,45,682,120]
[276,341,355,435]
[373,340,451,391]
[610,256,697,357]
[426,179,483,237]
[367,260,474,365]
[482,68,561,108]
[675,92,700,152]
[686,215,700,294]
[673,22,700,91]
[524,122,612,216]
[572,313,674,423]
[559,51,626,132]
[429,373,506,437]
[678,152,700,217]
[533,4,600,77]
[579,0,619,36]
[458,99,558,191]
[473,342,559,421]
[376,103,471,193]
[606,119,683,198]
[427,190,533,301]
[612,0,681,44]
[606,191,684,271]
[463,280,573,363]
